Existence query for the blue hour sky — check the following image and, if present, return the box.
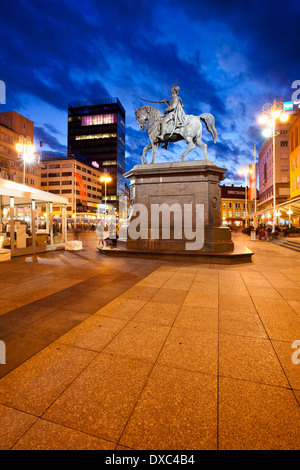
[1,0,299,184]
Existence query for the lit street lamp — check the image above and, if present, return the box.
[16,136,35,184]
[258,100,289,233]
[239,164,252,229]
[287,207,293,228]
[100,174,112,226]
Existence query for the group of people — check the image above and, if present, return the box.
[243,225,284,241]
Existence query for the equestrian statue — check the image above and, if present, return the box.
[135,82,218,164]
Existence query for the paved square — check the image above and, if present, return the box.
[0,232,299,449]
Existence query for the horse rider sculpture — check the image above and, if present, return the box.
[157,83,187,143]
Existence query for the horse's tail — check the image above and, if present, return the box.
[199,113,217,144]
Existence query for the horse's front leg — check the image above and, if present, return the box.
[142,143,152,164]
[150,144,158,164]
[180,137,195,162]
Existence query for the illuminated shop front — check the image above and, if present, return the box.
[0,178,68,258]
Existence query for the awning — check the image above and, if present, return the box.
[0,177,68,205]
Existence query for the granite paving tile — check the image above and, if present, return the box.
[173,306,218,333]
[150,288,188,305]
[0,343,97,416]
[95,298,147,320]
[0,404,37,450]
[132,301,180,326]
[157,328,218,375]
[275,287,300,301]
[287,299,300,316]
[119,365,218,450]
[103,322,170,362]
[56,315,127,352]
[183,291,218,309]
[42,354,153,443]
[12,418,115,450]
[119,286,159,301]
[18,309,91,342]
[246,285,282,299]
[218,294,255,312]
[219,377,300,450]
[258,310,300,342]
[219,334,289,387]
[219,309,267,339]
[272,339,300,391]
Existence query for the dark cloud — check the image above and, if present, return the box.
[34,126,67,152]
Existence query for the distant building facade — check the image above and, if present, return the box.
[0,111,41,188]
[41,155,103,217]
[288,111,300,199]
[220,184,257,227]
[258,120,292,214]
[67,98,125,209]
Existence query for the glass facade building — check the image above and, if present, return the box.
[67,98,125,208]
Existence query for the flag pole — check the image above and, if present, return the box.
[254,144,257,228]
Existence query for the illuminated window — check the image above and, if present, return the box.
[102,160,117,165]
[75,133,117,140]
[81,114,117,126]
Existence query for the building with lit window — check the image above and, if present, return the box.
[220,184,257,227]
[40,155,103,220]
[288,110,300,199]
[67,98,125,209]
[0,111,41,188]
[257,120,292,215]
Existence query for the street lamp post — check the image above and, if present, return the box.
[287,207,293,228]
[258,100,289,233]
[239,165,252,229]
[100,174,112,226]
[16,136,35,184]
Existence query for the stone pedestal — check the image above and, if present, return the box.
[118,160,234,254]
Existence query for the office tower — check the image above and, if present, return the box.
[68,98,125,209]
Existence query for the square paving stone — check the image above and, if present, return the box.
[132,302,181,326]
[219,376,300,450]
[276,288,300,301]
[258,310,300,342]
[219,310,267,339]
[135,271,174,288]
[150,288,188,305]
[95,298,147,320]
[252,297,296,316]
[219,294,255,312]
[246,285,282,299]
[0,343,97,416]
[57,315,127,352]
[120,365,218,450]
[183,291,218,309]
[0,404,37,450]
[120,286,158,301]
[272,339,300,390]
[12,418,115,450]
[173,306,218,333]
[219,334,289,387]
[157,328,218,375]
[42,354,153,443]
[103,322,170,362]
[162,278,194,291]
